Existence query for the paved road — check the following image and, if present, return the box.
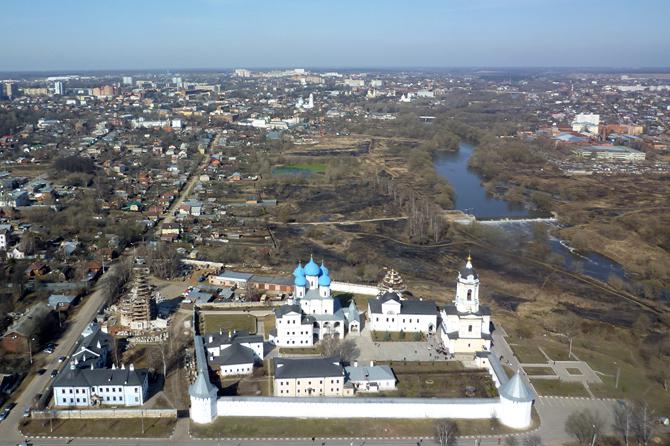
[0,262,124,444]
[157,154,210,231]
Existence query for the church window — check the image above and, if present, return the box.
[468,325,473,332]
[467,290,472,301]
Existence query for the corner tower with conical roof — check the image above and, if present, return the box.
[497,370,534,429]
[189,335,218,424]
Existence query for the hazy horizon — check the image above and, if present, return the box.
[2,0,669,71]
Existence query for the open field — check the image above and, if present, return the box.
[201,313,257,334]
[21,418,176,438]
[523,367,555,376]
[530,379,589,397]
[190,415,532,438]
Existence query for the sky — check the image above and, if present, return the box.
[1,0,669,71]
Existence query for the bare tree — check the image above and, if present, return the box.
[613,401,632,446]
[320,337,360,364]
[435,419,458,446]
[565,409,603,446]
[631,400,655,446]
[99,257,133,306]
[146,243,183,279]
[522,435,543,446]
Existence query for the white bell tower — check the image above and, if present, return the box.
[455,255,480,313]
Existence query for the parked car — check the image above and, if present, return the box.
[22,408,30,418]
[0,408,10,421]
[50,370,58,378]
[57,356,66,363]
[36,369,46,375]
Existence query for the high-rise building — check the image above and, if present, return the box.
[172,76,183,87]
[122,76,133,86]
[4,82,14,99]
[54,81,64,95]
[234,68,251,78]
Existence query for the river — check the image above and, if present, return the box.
[434,142,629,284]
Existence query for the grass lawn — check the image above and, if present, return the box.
[539,343,571,361]
[523,366,555,376]
[21,418,175,438]
[530,379,589,397]
[510,344,546,363]
[388,371,498,398]
[572,345,670,413]
[376,361,466,373]
[272,163,327,176]
[285,163,327,173]
[278,346,322,355]
[191,416,526,438]
[201,313,256,334]
[372,331,426,342]
[222,376,272,397]
[262,314,275,338]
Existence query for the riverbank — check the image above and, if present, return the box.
[440,140,669,301]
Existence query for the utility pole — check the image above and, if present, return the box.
[28,336,36,364]
[615,364,621,389]
[590,424,598,446]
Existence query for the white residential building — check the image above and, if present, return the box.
[345,362,396,393]
[205,330,263,377]
[273,357,351,397]
[53,363,148,407]
[571,113,600,135]
[273,304,315,347]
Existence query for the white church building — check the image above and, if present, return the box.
[367,291,438,334]
[271,258,360,347]
[439,255,492,354]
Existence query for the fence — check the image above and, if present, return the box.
[31,408,177,420]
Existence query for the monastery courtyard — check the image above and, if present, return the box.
[354,325,447,362]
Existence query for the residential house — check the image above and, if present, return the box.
[273,357,352,397]
[53,363,148,407]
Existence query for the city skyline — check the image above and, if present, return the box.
[2,0,670,71]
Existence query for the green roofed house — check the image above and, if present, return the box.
[573,144,646,161]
